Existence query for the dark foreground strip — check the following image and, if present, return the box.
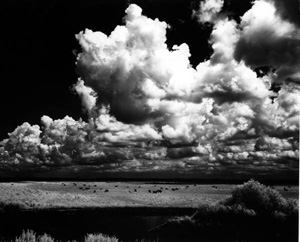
[0,206,197,216]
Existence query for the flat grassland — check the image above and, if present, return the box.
[0,182,298,210]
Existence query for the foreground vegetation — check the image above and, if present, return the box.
[14,230,119,242]
[12,230,157,242]
[157,179,298,241]
[0,180,298,242]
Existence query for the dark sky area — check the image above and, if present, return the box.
[1,0,207,139]
[0,0,257,139]
[0,0,299,180]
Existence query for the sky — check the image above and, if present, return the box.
[0,0,299,180]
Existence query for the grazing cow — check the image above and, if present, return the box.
[284,187,288,192]
[134,189,137,192]
[148,190,152,193]
[105,189,109,192]
[93,190,96,193]
[94,185,97,187]
[115,185,118,187]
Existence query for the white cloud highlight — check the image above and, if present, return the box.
[0,1,298,178]
[196,0,224,23]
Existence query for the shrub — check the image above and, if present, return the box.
[222,179,298,217]
[15,230,37,242]
[38,234,54,242]
[12,231,158,242]
[283,198,299,216]
[15,230,54,242]
[84,233,119,242]
[192,203,256,223]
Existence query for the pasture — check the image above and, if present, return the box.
[0,181,298,210]
[0,181,298,242]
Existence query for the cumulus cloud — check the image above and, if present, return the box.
[93,106,162,142]
[271,0,300,27]
[234,0,300,84]
[75,5,197,125]
[195,0,224,23]
[0,1,298,178]
[73,79,97,112]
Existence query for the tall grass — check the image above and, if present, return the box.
[13,230,156,242]
[84,233,119,242]
[15,230,54,242]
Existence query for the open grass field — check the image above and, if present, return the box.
[0,181,298,210]
[0,180,298,242]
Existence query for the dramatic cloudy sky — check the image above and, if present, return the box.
[0,0,299,180]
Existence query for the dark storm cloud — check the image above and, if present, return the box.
[271,0,300,27]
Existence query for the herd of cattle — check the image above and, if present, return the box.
[58,182,203,194]
[56,182,293,194]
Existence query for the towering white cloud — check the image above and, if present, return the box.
[75,4,198,127]
[0,1,298,178]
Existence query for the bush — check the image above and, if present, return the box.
[191,203,256,226]
[12,230,158,242]
[15,230,54,242]
[222,179,298,217]
[38,234,54,242]
[84,233,119,242]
